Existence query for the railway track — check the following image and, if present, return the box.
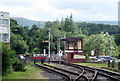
[35,63,89,81]
[95,68,120,81]
[35,61,120,81]
[62,63,97,81]
[61,62,120,81]
[35,63,71,81]
[42,63,97,81]
[43,63,79,80]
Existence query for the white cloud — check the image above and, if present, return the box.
[51,0,119,2]
[0,0,119,21]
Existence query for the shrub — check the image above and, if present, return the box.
[2,42,15,76]
[12,59,26,72]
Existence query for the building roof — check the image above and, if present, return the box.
[62,37,83,41]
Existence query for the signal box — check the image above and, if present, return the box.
[62,37,85,63]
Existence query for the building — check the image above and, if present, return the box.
[0,12,10,45]
[62,37,85,63]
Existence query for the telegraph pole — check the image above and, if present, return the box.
[48,28,51,63]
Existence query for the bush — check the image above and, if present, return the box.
[12,59,26,72]
[2,42,16,76]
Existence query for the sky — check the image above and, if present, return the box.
[0,0,119,21]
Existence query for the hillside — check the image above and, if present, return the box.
[79,21,118,25]
[11,17,45,28]
[11,17,118,28]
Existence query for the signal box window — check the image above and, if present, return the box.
[69,41,76,49]
[65,41,69,49]
[77,40,81,49]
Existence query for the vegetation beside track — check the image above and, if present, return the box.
[2,62,48,79]
[75,63,107,68]
[75,62,120,73]
[42,63,67,69]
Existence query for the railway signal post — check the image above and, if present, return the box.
[48,28,51,64]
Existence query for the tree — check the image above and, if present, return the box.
[2,43,15,76]
[83,32,117,57]
[115,34,120,45]
[62,14,78,34]
[112,45,120,59]
[43,21,66,54]
[10,16,119,56]
[10,34,27,54]
[76,22,119,35]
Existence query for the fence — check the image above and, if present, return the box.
[108,60,120,72]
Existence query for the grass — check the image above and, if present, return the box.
[2,62,48,79]
[0,76,2,80]
[36,62,55,69]
[114,63,119,70]
[36,62,68,71]
[75,62,120,73]
[75,63,108,69]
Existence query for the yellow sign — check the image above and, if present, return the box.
[42,40,49,42]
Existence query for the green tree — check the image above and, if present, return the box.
[115,34,120,45]
[76,22,119,35]
[62,14,78,34]
[10,34,27,54]
[43,21,66,54]
[83,32,117,57]
[112,45,120,59]
[2,43,15,76]
[10,16,119,56]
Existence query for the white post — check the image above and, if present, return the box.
[59,50,62,65]
[44,49,46,56]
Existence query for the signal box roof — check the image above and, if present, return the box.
[62,37,83,41]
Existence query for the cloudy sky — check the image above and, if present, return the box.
[0,0,119,21]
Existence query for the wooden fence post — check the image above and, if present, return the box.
[108,60,110,67]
